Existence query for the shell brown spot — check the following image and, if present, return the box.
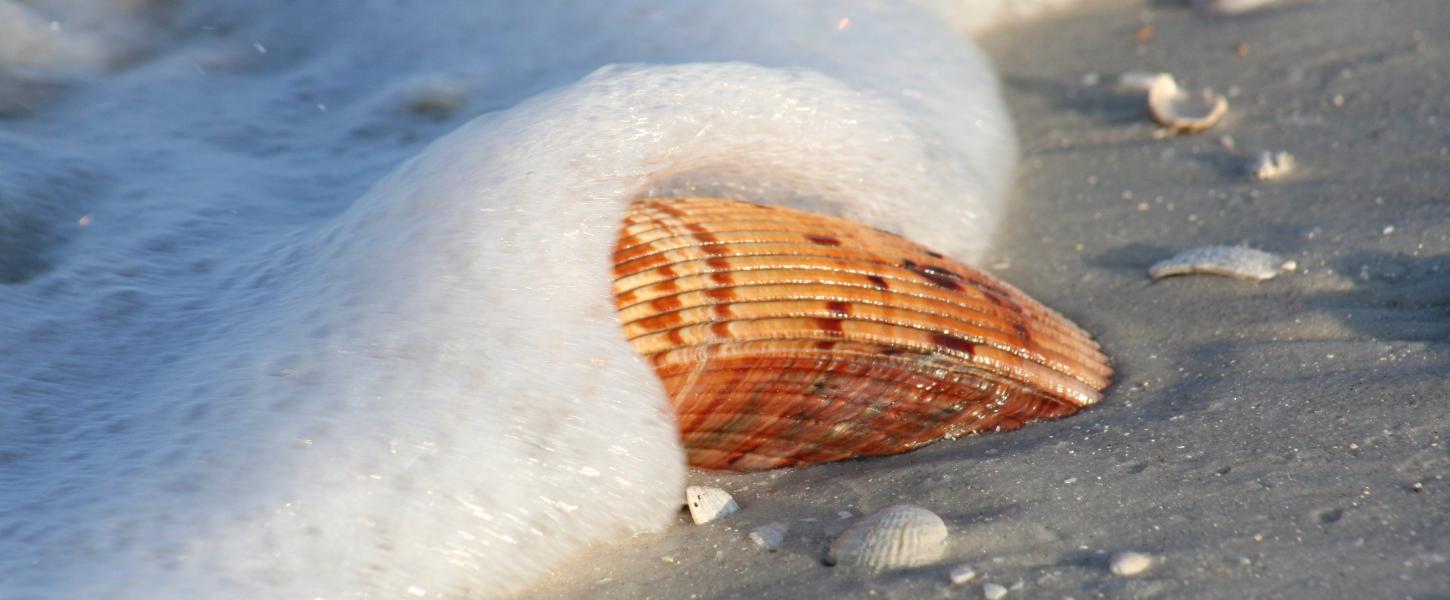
[805,234,842,247]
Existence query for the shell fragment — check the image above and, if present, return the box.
[1250,151,1295,181]
[747,522,789,550]
[1147,74,1228,133]
[1108,550,1156,576]
[685,486,739,524]
[1149,246,1293,282]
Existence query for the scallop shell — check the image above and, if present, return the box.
[1147,74,1227,133]
[613,197,1112,471]
[825,504,947,570]
[685,485,739,524]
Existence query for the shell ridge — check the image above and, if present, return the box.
[619,296,1107,387]
[629,318,1103,401]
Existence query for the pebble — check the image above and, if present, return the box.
[1109,551,1156,576]
[747,522,788,551]
[948,564,977,585]
[982,582,1008,599]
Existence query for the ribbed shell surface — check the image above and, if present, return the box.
[613,197,1112,471]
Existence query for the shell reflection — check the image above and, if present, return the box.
[613,198,1112,470]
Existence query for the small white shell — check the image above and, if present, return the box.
[747,522,789,550]
[1108,550,1156,576]
[826,504,948,570]
[948,564,977,585]
[1149,246,1293,282]
[1147,74,1228,133]
[1251,151,1295,181]
[982,582,1009,600]
[1195,0,1281,16]
[685,486,739,524]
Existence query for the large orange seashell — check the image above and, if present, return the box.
[613,197,1112,471]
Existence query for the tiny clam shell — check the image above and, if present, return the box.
[1149,245,1293,282]
[1147,74,1228,133]
[826,504,948,570]
[613,198,1112,471]
[685,485,739,524]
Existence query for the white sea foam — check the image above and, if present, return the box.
[0,1,1057,597]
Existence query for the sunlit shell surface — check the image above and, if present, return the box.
[613,197,1112,470]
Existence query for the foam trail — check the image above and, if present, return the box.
[0,1,1049,597]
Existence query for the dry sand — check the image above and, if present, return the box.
[528,0,1450,597]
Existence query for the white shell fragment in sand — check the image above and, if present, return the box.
[747,522,789,550]
[1195,0,1282,16]
[1149,246,1295,282]
[982,582,1009,600]
[1251,151,1295,181]
[1108,551,1156,576]
[1147,74,1228,133]
[948,564,978,585]
[685,486,740,524]
[826,504,948,570]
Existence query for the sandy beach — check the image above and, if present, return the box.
[529,0,1450,597]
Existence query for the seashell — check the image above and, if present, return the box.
[685,485,739,524]
[747,522,789,550]
[613,197,1111,470]
[825,504,947,570]
[1108,550,1156,576]
[1147,74,1227,134]
[982,582,1009,600]
[1250,150,1294,181]
[948,564,978,585]
[1149,245,1295,282]
[1194,0,1282,16]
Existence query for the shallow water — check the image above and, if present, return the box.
[0,0,1037,596]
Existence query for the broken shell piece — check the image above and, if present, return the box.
[826,504,947,570]
[1250,151,1295,181]
[748,522,789,550]
[685,486,739,524]
[1195,0,1281,16]
[1149,246,1293,282]
[1108,551,1156,576]
[948,564,978,585]
[1147,74,1228,133]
